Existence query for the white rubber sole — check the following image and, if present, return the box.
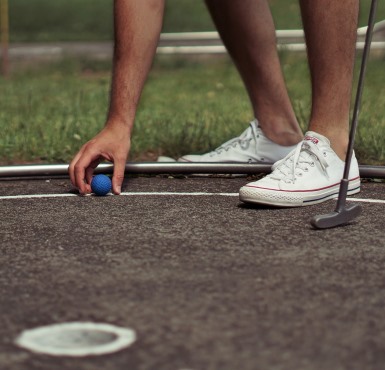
[239,177,361,207]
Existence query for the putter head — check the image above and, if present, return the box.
[311,203,362,229]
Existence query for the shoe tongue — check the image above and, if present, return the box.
[303,131,330,146]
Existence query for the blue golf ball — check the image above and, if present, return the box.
[91,174,112,196]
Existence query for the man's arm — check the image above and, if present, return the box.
[69,0,165,195]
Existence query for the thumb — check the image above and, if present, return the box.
[112,160,126,195]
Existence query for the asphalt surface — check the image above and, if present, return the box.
[1,176,385,370]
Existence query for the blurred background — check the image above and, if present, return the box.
[0,0,384,165]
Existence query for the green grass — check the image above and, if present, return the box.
[8,0,384,42]
[0,54,384,166]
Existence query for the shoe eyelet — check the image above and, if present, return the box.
[304,168,309,172]
[323,152,327,157]
[310,162,315,167]
[285,178,295,183]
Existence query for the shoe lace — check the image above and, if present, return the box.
[269,140,329,183]
[210,123,257,156]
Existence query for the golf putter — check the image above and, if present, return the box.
[311,0,378,229]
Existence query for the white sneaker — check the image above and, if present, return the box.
[239,131,361,207]
[177,119,297,164]
[157,156,176,162]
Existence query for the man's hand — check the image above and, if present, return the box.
[69,123,130,195]
[69,0,165,195]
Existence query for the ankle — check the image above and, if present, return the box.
[330,138,349,161]
[258,119,303,146]
[307,125,349,161]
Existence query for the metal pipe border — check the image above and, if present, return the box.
[0,163,384,179]
[156,42,385,55]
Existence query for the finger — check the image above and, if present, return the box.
[111,158,126,195]
[85,158,102,187]
[74,151,100,195]
[74,163,89,195]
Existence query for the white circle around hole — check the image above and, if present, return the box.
[15,322,136,357]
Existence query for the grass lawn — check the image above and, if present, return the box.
[0,53,384,166]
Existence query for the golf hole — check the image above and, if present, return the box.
[15,322,136,357]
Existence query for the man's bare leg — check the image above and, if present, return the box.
[205,0,303,146]
[239,0,361,207]
[300,0,359,160]
[69,0,165,194]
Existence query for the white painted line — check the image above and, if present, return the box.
[346,197,385,204]
[120,192,239,197]
[0,192,384,204]
[0,192,239,200]
[0,193,77,200]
